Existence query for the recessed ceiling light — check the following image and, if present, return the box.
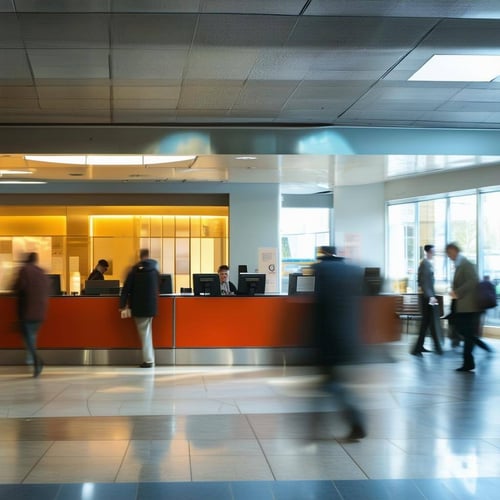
[409,54,500,82]
[0,169,32,175]
[235,156,257,160]
[25,155,196,165]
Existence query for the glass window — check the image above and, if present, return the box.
[481,191,500,327]
[418,199,447,294]
[387,203,416,293]
[280,207,331,291]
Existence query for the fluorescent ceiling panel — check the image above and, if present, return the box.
[409,55,500,82]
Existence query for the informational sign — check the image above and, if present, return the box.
[258,247,278,293]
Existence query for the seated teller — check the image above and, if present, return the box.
[87,259,109,281]
[218,265,237,295]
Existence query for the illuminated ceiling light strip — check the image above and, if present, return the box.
[409,54,500,82]
[25,155,196,165]
[0,169,32,175]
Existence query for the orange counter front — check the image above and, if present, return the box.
[0,294,401,365]
[0,296,174,349]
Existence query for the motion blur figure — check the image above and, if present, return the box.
[312,247,366,440]
[13,252,50,377]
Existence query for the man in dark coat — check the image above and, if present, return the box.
[312,247,366,440]
[412,244,443,356]
[13,252,50,377]
[120,249,159,368]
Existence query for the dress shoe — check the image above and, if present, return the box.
[410,351,423,357]
[139,362,154,368]
[346,424,367,440]
[456,365,475,372]
[33,358,44,378]
[420,347,432,353]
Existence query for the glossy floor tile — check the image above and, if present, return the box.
[0,337,499,498]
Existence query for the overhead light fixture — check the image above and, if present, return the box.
[409,54,500,82]
[0,169,32,175]
[235,156,257,160]
[24,155,196,165]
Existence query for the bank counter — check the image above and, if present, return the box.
[0,294,401,366]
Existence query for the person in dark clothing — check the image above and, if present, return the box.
[217,265,237,295]
[445,242,481,372]
[87,259,109,281]
[119,249,159,368]
[13,252,50,377]
[412,244,443,356]
[312,247,366,440]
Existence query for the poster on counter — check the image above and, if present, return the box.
[258,247,278,293]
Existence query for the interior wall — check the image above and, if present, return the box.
[228,183,280,276]
[333,182,385,272]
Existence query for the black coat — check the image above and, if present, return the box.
[312,256,364,366]
[120,259,159,317]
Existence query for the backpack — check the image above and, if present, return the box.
[477,280,497,310]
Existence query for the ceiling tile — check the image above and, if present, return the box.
[113,98,178,110]
[179,83,242,109]
[0,85,37,98]
[38,98,110,110]
[185,47,259,80]
[111,0,200,13]
[0,50,32,80]
[19,14,109,49]
[111,14,197,48]
[0,14,23,48]
[111,49,188,80]
[28,49,110,79]
[14,0,111,12]
[288,17,434,48]
[113,86,180,99]
[37,86,110,99]
[195,14,295,47]
[201,0,305,15]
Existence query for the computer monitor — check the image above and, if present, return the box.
[47,274,62,296]
[159,274,173,294]
[288,273,315,295]
[83,279,121,296]
[193,273,221,296]
[237,273,266,296]
[364,267,382,295]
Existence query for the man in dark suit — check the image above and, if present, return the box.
[446,242,481,372]
[312,246,366,440]
[412,244,443,356]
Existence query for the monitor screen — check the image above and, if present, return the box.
[364,267,382,295]
[288,273,315,295]
[237,273,266,296]
[83,279,121,296]
[47,274,62,296]
[193,273,221,296]
[159,274,173,294]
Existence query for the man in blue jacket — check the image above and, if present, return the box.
[120,249,159,368]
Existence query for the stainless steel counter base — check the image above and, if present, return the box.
[0,348,315,366]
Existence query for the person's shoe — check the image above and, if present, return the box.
[139,362,154,368]
[346,424,367,440]
[33,358,44,378]
[456,365,475,372]
[410,350,423,357]
[434,348,444,355]
[420,347,432,353]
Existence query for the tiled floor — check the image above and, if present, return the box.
[0,338,500,499]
